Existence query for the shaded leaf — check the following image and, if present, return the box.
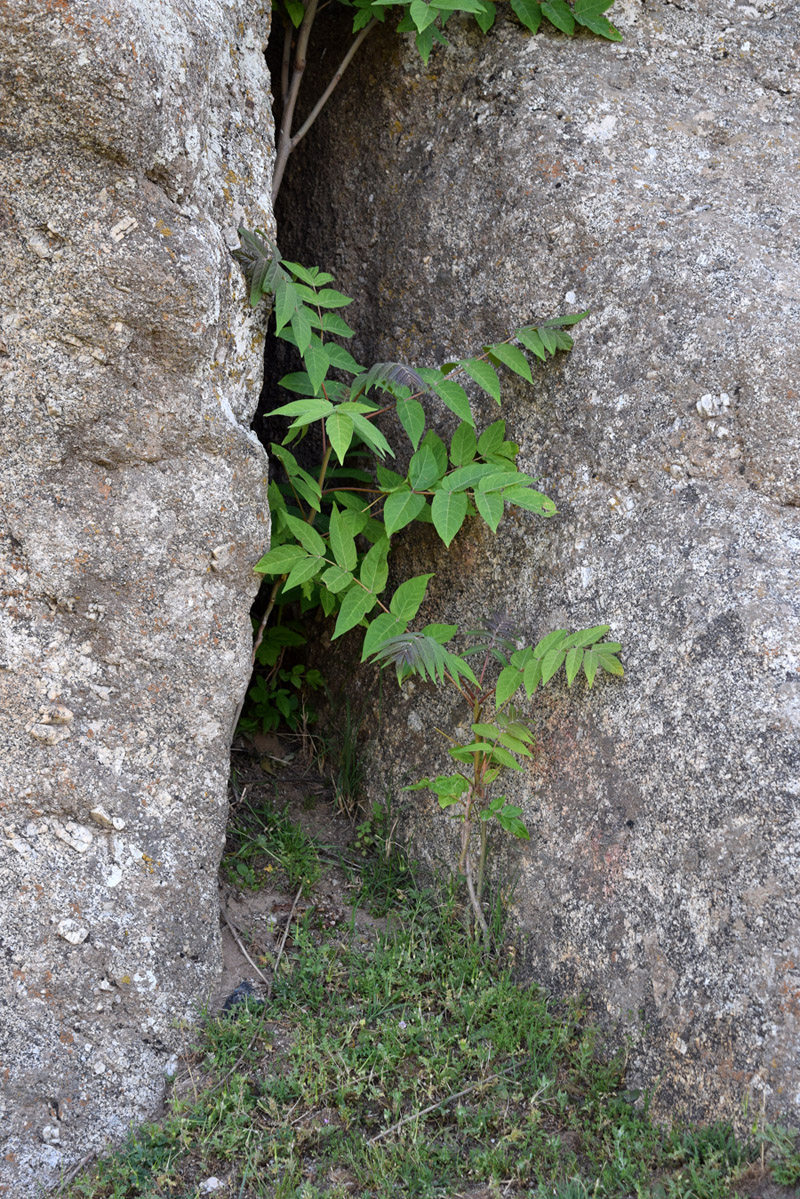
[431,489,469,547]
[396,398,426,450]
[384,488,427,536]
[332,586,377,639]
[510,0,542,32]
[541,0,575,33]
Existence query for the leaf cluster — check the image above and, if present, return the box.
[279,0,621,66]
[234,238,623,926]
[241,236,584,646]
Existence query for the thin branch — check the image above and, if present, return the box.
[271,884,304,999]
[289,18,378,155]
[215,885,304,1090]
[280,17,292,106]
[272,15,378,202]
[272,0,320,203]
[221,908,272,988]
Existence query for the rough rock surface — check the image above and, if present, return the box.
[0,1,272,1191]
[278,1,800,1123]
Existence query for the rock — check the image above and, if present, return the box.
[277,2,800,1125]
[0,0,273,1192]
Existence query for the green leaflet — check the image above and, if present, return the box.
[562,624,611,648]
[574,0,622,39]
[442,462,496,491]
[516,327,546,361]
[291,305,313,356]
[477,420,506,457]
[320,312,355,338]
[396,398,426,450]
[450,422,477,466]
[275,278,299,333]
[389,574,434,620]
[302,341,329,393]
[326,411,354,463]
[312,287,353,309]
[495,665,523,708]
[350,413,393,458]
[474,488,504,532]
[284,514,326,556]
[510,0,542,32]
[384,489,427,536]
[332,586,377,640]
[321,564,354,594]
[409,0,439,30]
[460,357,501,403]
[272,398,333,423]
[431,489,469,547]
[408,443,444,492]
[284,554,325,592]
[254,544,307,575]
[565,646,583,686]
[360,538,390,594]
[433,378,473,425]
[541,0,575,34]
[538,325,558,356]
[361,612,408,660]
[473,0,496,32]
[329,505,357,571]
[540,646,567,685]
[487,341,533,383]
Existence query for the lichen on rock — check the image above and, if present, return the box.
[0,1,274,1191]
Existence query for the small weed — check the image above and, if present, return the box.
[225,793,321,896]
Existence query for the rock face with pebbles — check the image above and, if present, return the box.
[278,1,800,1123]
[0,1,272,1190]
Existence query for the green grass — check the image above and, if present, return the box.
[66,813,799,1199]
[224,794,323,896]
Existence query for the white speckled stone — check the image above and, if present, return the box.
[0,0,273,1191]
